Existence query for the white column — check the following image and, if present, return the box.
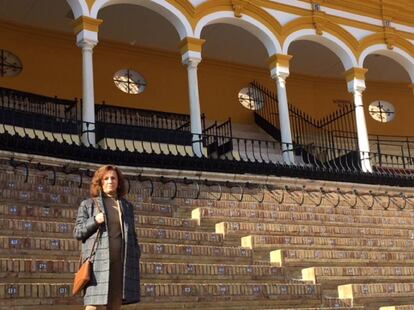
[270,55,294,164]
[347,73,372,172]
[182,56,203,157]
[77,39,96,146]
[180,38,205,157]
[74,17,102,147]
[275,74,294,163]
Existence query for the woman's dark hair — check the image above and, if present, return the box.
[90,165,127,198]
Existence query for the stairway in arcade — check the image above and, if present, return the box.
[0,161,414,309]
[250,82,360,167]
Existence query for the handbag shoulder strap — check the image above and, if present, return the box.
[88,198,103,260]
[77,198,103,267]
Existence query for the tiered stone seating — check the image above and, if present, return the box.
[190,191,414,309]
[242,234,414,251]
[214,221,413,240]
[2,162,414,309]
[302,266,414,287]
[270,248,414,267]
[192,206,414,229]
[0,167,326,309]
[338,283,414,309]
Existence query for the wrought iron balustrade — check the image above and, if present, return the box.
[95,103,206,131]
[203,118,233,157]
[251,81,357,151]
[0,106,80,135]
[95,103,208,145]
[0,116,412,187]
[0,87,78,120]
[332,130,414,162]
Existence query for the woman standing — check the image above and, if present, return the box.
[74,165,140,309]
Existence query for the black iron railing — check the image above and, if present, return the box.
[0,87,78,120]
[95,103,209,145]
[203,118,233,157]
[95,103,199,131]
[0,114,412,187]
[251,81,357,151]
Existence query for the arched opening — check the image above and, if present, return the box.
[98,4,180,51]
[289,40,345,78]
[287,39,350,116]
[0,0,80,98]
[198,22,270,138]
[94,4,188,116]
[91,0,192,39]
[362,52,413,143]
[192,10,281,137]
[363,53,411,83]
[286,37,357,153]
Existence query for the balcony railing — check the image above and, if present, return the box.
[95,103,197,131]
[0,87,78,120]
[0,113,412,187]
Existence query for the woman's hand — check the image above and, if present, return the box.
[95,212,105,224]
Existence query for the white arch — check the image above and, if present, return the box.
[194,11,282,56]
[283,29,358,70]
[90,0,193,39]
[66,0,90,18]
[359,44,414,83]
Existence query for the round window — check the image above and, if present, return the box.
[368,100,395,123]
[113,69,146,94]
[0,49,23,77]
[238,87,264,110]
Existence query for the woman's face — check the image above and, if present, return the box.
[102,170,118,196]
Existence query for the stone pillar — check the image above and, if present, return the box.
[268,54,294,164]
[345,67,372,172]
[180,37,205,157]
[73,16,102,146]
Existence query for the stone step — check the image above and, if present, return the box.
[192,207,414,229]
[140,262,284,282]
[242,234,414,252]
[1,188,76,206]
[144,282,323,306]
[215,221,414,240]
[302,266,414,287]
[0,202,175,222]
[338,283,414,310]
[137,228,223,245]
[0,258,283,282]
[0,219,221,245]
[0,238,253,263]
[0,203,76,222]
[190,195,413,218]
[270,249,414,267]
[0,282,322,309]
[136,215,198,230]
[140,243,253,264]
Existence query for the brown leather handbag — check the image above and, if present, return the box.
[72,228,102,295]
[72,257,92,295]
[72,200,103,296]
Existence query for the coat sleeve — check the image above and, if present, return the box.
[73,199,99,242]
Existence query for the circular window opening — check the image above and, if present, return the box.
[113,69,146,94]
[0,49,23,77]
[238,87,264,110]
[368,100,395,123]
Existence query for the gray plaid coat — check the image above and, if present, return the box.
[73,195,141,305]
